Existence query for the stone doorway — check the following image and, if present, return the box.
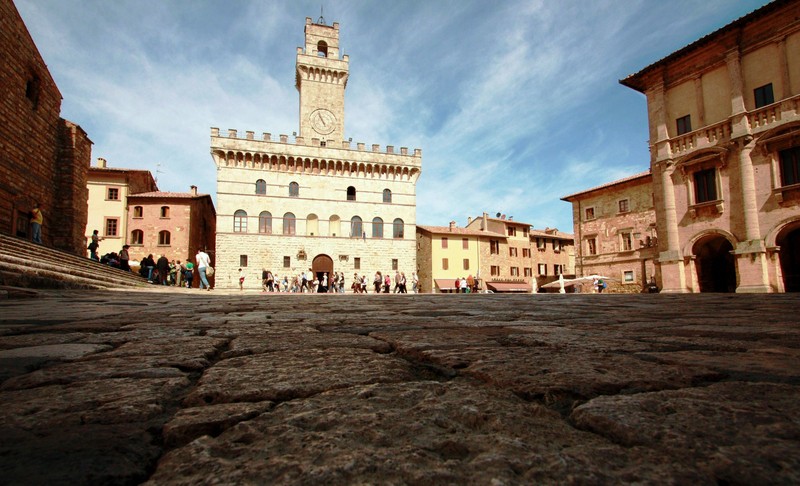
[311,254,333,291]
[777,225,800,292]
[693,235,736,292]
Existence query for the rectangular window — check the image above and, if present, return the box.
[554,264,564,275]
[283,256,291,268]
[676,114,692,135]
[510,267,519,277]
[462,238,469,249]
[779,146,800,187]
[624,270,635,282]
[522,248,530,258]
[392,259,398,271]
[554,241,562,253]
[133,206,143,218]
[536,238,546,250]
[694,168,717,203]
[587,237,597,256]
[754,83,774,109]
[442,258,449,270]
[354,257,361,270]
[618,199,629,213]
[463,259,469,270]
[107,187,119,200]
[509,247,518,257]
[538,263,547,275]
[524,267,532,277]
[490,240,500,255]
[522,227,528,237]
[507,227,516,237]
[490,265,500,276]
[160,206,170,218]
[621,231,633,251]
[584,207,595,220]
[441,237,448,249]
[104,218,118,237]
[240,255,248,267]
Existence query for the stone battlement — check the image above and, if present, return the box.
[210,127,422,158]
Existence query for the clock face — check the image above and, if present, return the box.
[310,109,336,135]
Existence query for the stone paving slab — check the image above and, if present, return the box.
[0,289,798,485]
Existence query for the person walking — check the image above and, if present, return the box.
[30,202,43,244]
[119,245,131,271]
[88,230,102,261]
[175,260,184,287]
[239,268,245,290]
[195,249,212,290]
[157,254,170,285]
[412,272,419,293]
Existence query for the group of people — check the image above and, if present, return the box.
[256,269,420,294]
[452,275,479,293]
[355,270,419,293]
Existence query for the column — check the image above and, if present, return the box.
[734,138,771,292]
[656,161,687,293]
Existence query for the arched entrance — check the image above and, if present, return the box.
[777,226,800,292]
[693,235,736,292]
[311,254,333,289]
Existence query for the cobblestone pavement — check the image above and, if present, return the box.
[1,289,799,485]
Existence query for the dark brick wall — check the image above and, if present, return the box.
[0,0,91,255]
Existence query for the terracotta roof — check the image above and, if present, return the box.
[128,191,209,199]
[561,170,651,201]
[529,229,574,240]
[417,225,507,238]
[620,0,789,92]
[88,166,153,174]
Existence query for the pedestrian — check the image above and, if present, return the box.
[88,230,102,261]
[195,249,212,290]
[399,272,407,293]
[262,268,269,291]
[184,261,194,288]
[157,254,170,285]
[30,202,43,244]
[384,273,391,293]
[412,272,419,293]
[374,272,382,293]
[460,276,468,293]
[239,268,245,290]
[119,245,131,271]
[175,260,184,287]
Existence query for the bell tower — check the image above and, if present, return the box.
[296,17,348,142]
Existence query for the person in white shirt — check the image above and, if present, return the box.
[195,249,212,290]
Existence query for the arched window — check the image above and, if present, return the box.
[259,211,272,234]
[283,212,296,235]
[133,206,143,218]
[347,186,356,201]
[289,182,299,197]
[234,210,247,233]
[307,214,319,236]
[372,217,384,238]
[131,229,143,245]
[256,179,267,195]
[160,206,170,218]
[329,215,341,237]
[383,189,392,203]
[393,218,404,239]
[350,216,363,238]
[158,230,171,245]
[317,40,328,57]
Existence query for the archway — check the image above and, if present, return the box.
[312,254,334,290]
[693,235,736,292]
[777,225,800,292]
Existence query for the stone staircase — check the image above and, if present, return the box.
[0,233,149,290]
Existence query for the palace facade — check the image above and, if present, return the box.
[620,0,800,293]
[211,18,421,289]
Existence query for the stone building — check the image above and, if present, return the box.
[464,213,537,293]
[86,158,158,256]
[126,187,216,280]
[416,222,506,293]
[620,0,800,293]
[529,227,576,288]
[0,0,92,255]
[211,17,421,290]
[562,171,658,291]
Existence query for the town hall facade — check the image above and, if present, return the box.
[211,17,422,289]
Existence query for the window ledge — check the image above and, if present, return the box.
[689,200,724,218]
[773,183,800,203]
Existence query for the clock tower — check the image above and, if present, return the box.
[296,17,348,142]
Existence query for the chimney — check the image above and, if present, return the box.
[449,221,456,232]
[190,185,198,196]
[97,157,107,168]
[481,212,488,231]
[467,216,472,225]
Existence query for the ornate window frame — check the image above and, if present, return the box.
[675,149,727,218]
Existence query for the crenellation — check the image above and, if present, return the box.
[228,129,237,138]
[246,131,254,140]
[263,132,271,141]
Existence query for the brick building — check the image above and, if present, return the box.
[211,17,421,290]
[620,0,800,293]
[0,0,92,254]
[126,187,216,279]
[529,227,576,288]
[464,213,536,293]
[85,158,158,256]
[562,171,658,292]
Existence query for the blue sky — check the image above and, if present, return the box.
[16,0,768,233]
